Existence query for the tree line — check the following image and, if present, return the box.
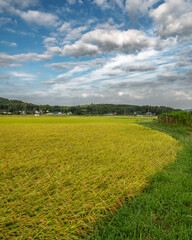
[0,97,181,115]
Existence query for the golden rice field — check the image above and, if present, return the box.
[0,116,180,239]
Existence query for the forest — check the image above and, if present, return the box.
[0,97,181,115]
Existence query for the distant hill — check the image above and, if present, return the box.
[0,97,181,115]
[185,109,192,112]
[0,97,24,105]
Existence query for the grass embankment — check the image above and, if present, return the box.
[0,116,179,239]
[89,122,192,240]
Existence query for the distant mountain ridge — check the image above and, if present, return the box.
[0,97,181,115]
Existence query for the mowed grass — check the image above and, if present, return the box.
[0,116,179,239]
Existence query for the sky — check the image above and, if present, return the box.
[0,0,192,108]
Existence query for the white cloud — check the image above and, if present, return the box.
[0,74,10,79]
[11,72,35,79]
[94,17,124,30]
[93,0,124,9]
[46,58,105,70]
[113,0,124,9]
[0,53,15,67]
[43,37,57,47]
[14,53,51,62]
[20,10,59,27]
[41,80,55,85]
[60,29,156,57]
[0,17,11,25]
[1,72,37,81]
[63,26,88,43]
[81,93,104,98]
[10,42,17,47]
[150,0,192,39]
[45,50,160,92]
[1,1,60,28]
[93,0,157,15]
[1,1,59,28]
[94,0,106,4]
[7,0,38,9]
[116,65,156,72]
[0,0,38,14]
[1,0,192,109]
[47,19,125,57]
[5,28,16,33]
[7,60,192,108]
[66,0,83,4]
[0,52,51,67]
[118,91,124,96]
[58,22,71,32]
[83,29,153,51]
[57,22,88,44]
[67,0,76,4]
[0,41,17,47]
[62,41,99,57]
[0,0,8,13]
[35,54,51,61]
[46,49,160,93]
[93,0,110,9]
[47,46,62,55]
[9,64,22,67]
[125,0,158,18]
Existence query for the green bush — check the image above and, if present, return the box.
[158,111,192,127]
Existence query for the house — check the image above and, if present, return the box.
[145,111,153,117]
[107,112,117,116]
[20,110,26,115]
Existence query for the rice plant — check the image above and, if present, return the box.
[0,116,179,239]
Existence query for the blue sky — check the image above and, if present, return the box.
[0,0,192,108]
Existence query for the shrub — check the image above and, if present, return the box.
[158,111,192,127]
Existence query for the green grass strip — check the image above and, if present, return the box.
[88,122,192,240]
